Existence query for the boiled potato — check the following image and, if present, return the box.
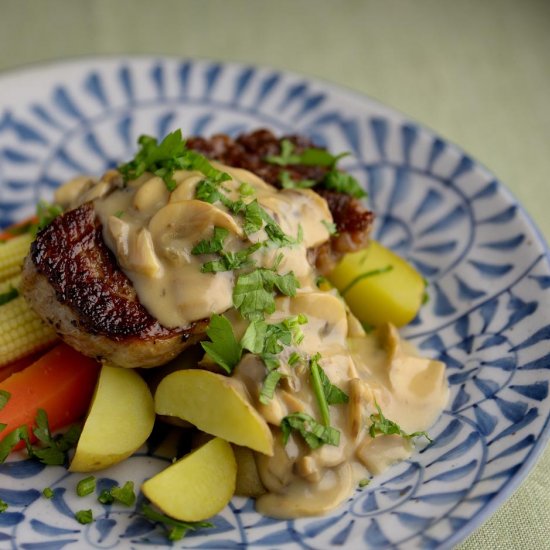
[328,241,425,327]
[141,437,236,521]
[155,369,273,455]
[70,364,155,472]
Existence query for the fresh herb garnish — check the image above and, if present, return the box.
[321,220,338,236]
[340,265,393,297]
[118,130,231,191]
[141,503,214,541]
[358,478,370,488]
[0,286,18,306]
[233,268,299,321]
[191,227,229,255]
[76,476,96,497]
[369,402,432,442]
[265,139,346,168]
[200,314,242,374]
[309,354,331,427]
[98,489,115,505]
[280,412,340,449]
[314,357,349,405]
[201,243,261,273]
[323,170,367,199]
[0,499,8,513]
[110,481,136,506]
[32,201,63,236]
[259,370,283,405]
[287,351,304,367]
[42,487,54,499]
[75,509,93,524]
[241,315,307,356]
[279,171,316,190]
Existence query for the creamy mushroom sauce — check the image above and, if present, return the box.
[55,165,449,519]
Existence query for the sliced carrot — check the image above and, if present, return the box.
[0,216,37,242]
[0,350,49,384]
[0,343,101,446]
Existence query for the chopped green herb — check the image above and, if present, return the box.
[0,426,29,463]
[201,243,261,273]
[369,402,432,443]
[264,139,300,166]
[309,354,331,427]
[238,181,255,197]
[110,481,136,506]
[201,314,242,374]
[287,351,303,367]
[321,220,338,236]
[191,226,229,255]
[316,359,349,405]
[323,170,367,199]
[75,509,93,524]
[241,315,307,357]
[280,412,340,449]
[98,489,115,505]
[0,286,19,306]
[259,370,283,405]
[265,139,346,168]
[0,499,8,513]
[32,201,63,236]
[114,210,125,218]
[279,171,316,190]
[141,503,214,541]
[42,487,54,499]
[0,390,10,411]
[76,476,96,497]
[233,268,299,321]
[118,130,230,192]
[358,478,370,488]
[340,265,393,297]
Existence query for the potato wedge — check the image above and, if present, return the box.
[70,364,155,472]
[328,241,425,327]
[155,369,273,455]
[141,437,236,521]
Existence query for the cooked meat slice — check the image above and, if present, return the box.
[21,202,206,368]
[187,129,374,272]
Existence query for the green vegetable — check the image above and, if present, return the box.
[76,476,96,497]
[369,402,432,442]
[0,390,10,411]
[118,130,230,191]
[358,478,370,488]
[309,355,331,427]
[287,351,304,367]
[0,286,18,306]
[265,139,346,168]
[42,487,54,499]
[110,481,136,506]
[201,243,261,273]
[316,360,349,405]
[98,489,115,505]
[32,201,63,236]
[323,170,367,199]
[233,268,299,321]
[0,499,8,513]
[75,509,93,524]
[280,412,340,449]
[141,504,214,541]
[321,220,338,236]
[191,227,229,255]
[201,314,242,374]
[279,171,315,190]
[259,370,283,405]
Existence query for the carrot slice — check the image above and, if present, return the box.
[0,343,101,446]
[0,350,49,384]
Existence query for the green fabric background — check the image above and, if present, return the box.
[0,0,548,547]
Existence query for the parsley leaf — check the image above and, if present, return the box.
[264,139,300,166]
[265,139,346,168]
[280,412,340,449]
[315,359,349,405]
[191,227,229,255]
[200,314,242,373]
[279,171,316,190]
[233,269,299,321]
[323,170,366,199]
[42,487,54,499]
[76,476,96,497]
[75,509,93,524]
[369,402,432,442]
[32,201,63,236]
[0,499,8,513]
[259,370,283,405]
[110,481,136,506]
[142,504,214,541]
[201,243,261,273]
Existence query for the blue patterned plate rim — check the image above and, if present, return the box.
[0,56,549,549]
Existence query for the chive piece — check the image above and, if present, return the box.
[98,489,115,505]
[110,481,136,506]
[42,487,54,499]
[309,354,331,427]
[76,476,96,497]
[340,265,394,297]
[358,478,370,488]
[75,509,93,524]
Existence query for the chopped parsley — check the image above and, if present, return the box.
[265,139,346,168]
[259,370,283,405]
[42,487,54,499]
[0,499,7,513]
[141,503,214,541]
[369,402,432,443]
[201,314,242,374]
[200,243,261,273]
[358,478,370,488]
[191,227,229,255]
[279,171,315,190]
[321,220,338,236]
[323,169,367,199]
[32,201,63,236]
[110,481,136,506]
[314,356,349,405]
[98,489,115,505]
[118,130,231,191]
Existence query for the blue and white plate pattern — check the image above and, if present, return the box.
[0,57,549,549]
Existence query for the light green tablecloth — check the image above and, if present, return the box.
[1,1,549,547]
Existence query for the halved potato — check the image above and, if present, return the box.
[328,241,425,327]
[141,437,236,521]
[154,369,273,455]
[70,364,155,472]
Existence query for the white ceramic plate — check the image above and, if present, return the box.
[0,57,549,549]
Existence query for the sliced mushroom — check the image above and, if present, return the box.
[54,175,95,209]
[356,434,412,476]
[168,174,204,202]
[133,176,170,213]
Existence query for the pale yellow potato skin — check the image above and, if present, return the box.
[328,241,425,327]
[70,364,155,472]
[154,369,273,455]
[141,437,237,521]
